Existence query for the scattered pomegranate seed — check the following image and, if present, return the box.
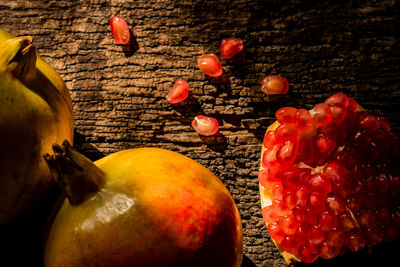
[219,38,244,59]
[275,107,297,125]
[191,115,219,136]
[261,75,289,95]
[109,15,130,45]
[198,54,223,77]
[166,79,189,104]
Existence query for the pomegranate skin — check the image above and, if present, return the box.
[0,29,74,225]
[44,146,243,267]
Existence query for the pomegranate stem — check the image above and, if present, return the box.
[44,140,106,205]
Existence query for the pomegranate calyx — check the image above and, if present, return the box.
[44,140,106,205]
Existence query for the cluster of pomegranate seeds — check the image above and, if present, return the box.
[260,93,400,263]
[166,79,189,104]
[198,54,223,77]
[220,38,244,59]
[191,115,219,136]
[109,16,130,45]
[261,75,289,95]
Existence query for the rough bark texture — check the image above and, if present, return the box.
[0,0,399,266]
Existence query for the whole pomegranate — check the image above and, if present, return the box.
[259,93,400,263]
[0,29,74,225]
[44,142,243,267]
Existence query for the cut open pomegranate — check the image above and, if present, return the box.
[259,93,400,263]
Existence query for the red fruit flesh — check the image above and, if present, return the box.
[191,115,219,136]
[198,54,223,77]
[220,38,244,59]
[109,16,130,45]
[166,79,189,104]
[261,75,289,95]
[259,93,399,263]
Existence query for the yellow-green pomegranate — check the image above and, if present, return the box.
[44,142,243,266]
[0,29,74,225]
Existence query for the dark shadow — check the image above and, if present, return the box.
[122,29,139,57]
[205,71,232,97]
[170,94,205,119]
[199,132,227,152]
[73,130,106,161]
[241,254,257,267]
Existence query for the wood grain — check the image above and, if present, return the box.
[0,0,399,266]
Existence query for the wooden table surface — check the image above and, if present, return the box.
[1,0,399,266]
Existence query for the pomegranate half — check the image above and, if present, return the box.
[0,29,74,225]
[44,141,243,267]
[259,93,399,263]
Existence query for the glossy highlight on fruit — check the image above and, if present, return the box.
[44,142,243,267]
[258,93,400,263]
[109,15,130,45]
[192,115,219,136]
[166,79,189,104]
[220,38,244,59]
[0,29,74,225]
[261,75,289,95]
[198,54,223,77]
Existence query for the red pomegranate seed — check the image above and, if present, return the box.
[280,235,301,255]
[309,191,327,213]
[364,225,384,246]
[166,79,189,104]
[308,225,325,245]
[298,242,320,263]
[315,133,337,154]
[276,141,299,166]
[320,242,341,259]
[281,167,301,191]
[377,208,392,225]
[333,179,352,199]
[276,107,297,124]
[198,54,223,77]
[308,173,332,194]
[258,167,280,188]
[262,145,280,166]
[109,15,130,45]
[376,174,389,193]
[338,211,356,231]
[318,211,338,232]
[274,124,300,143]
[295,109,314,133]
[283,192,296,209]
[333,150,355,169]
[263,131,277,149]
[312,103,332,128]
[299,168,312,184]
[267,221,285,244]
[328,104,347,124]
[261,75,289,95]
[389,176,400,194]
[262,205,278,222]
[294,186,309,207]
[325,229,345,247]
[346,97,359,112]
[359,113,380,133]
[324,162,347,185]
[280,214,299,235]
[191,115,219,136]
[304,207,319,225]
[272,199,291,217]
[384,224,399,241]
[326,196,346,215]
[345,229,366,252]
[272,183,284,200]
[293,206,306,222]
[325,93,349,108]
[357,211,377,229]
[346,195,361,213]
[220,38,244,59]
[297,139,315,166]
[377,116,391,132]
